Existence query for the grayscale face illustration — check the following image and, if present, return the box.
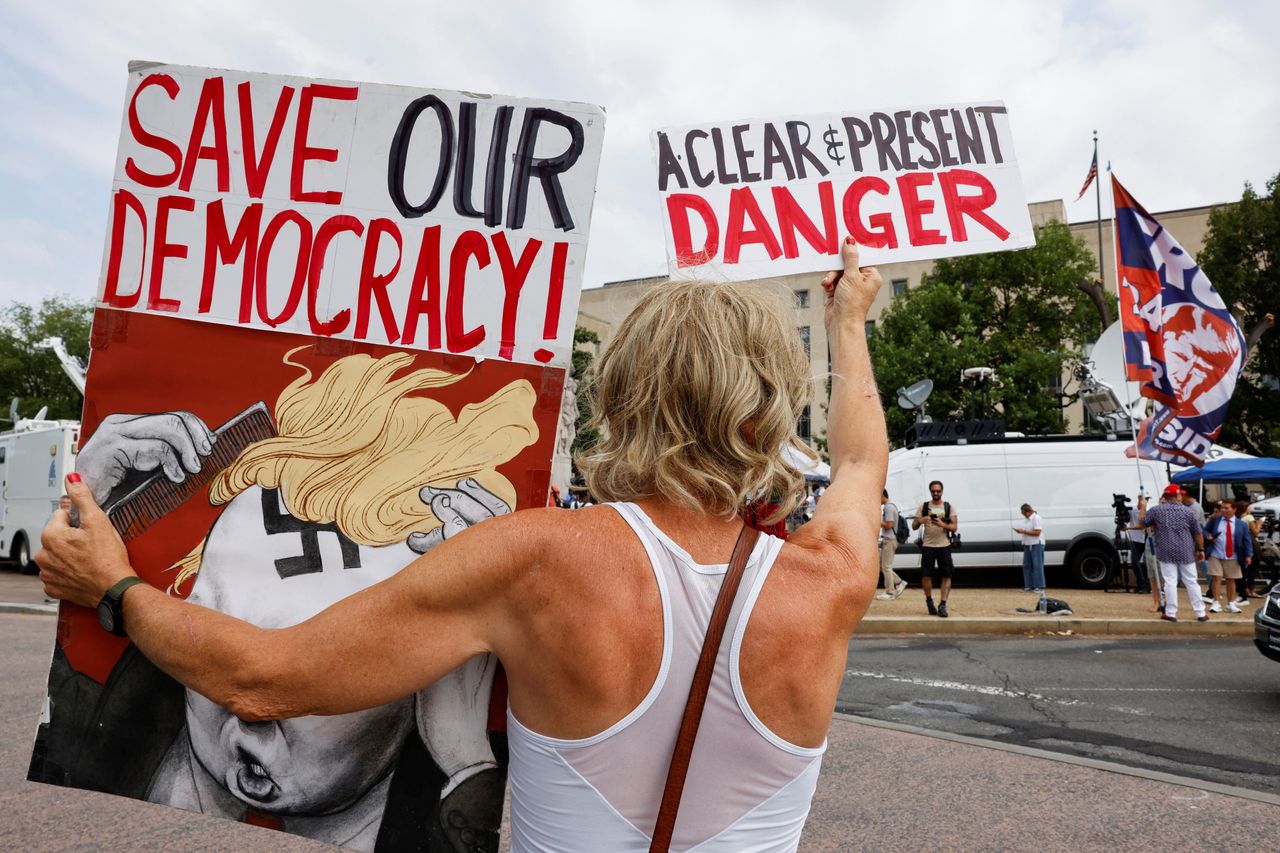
[184,485,418,814]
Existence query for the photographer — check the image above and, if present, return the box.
[912,480,958,618]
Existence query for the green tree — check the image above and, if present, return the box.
[570,325,600,459]
[0,297,92,422]
[1197,172,1280,456]
[868,221,1100,444]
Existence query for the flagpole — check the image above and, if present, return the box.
[1093,130,1105,288]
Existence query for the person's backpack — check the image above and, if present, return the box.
[893,508,909,544]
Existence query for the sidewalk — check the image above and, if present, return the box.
[800,714,1279,852]
[859,584,1259,636]
[1,570,1263,635]
[0,570,56,615]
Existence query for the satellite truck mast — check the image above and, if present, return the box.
[34,337,86,395]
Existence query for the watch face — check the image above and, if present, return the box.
[97,600,116,634]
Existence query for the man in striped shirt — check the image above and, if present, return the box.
[1142,484,1208,622]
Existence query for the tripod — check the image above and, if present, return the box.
[1106,526,1135,593]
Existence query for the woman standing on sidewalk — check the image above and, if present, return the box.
[1016,503,1045,592]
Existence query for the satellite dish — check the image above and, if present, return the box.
[1088,322,1145,421]
[4,398,17,423]
[33,406,48,421]
[896,379,934,411]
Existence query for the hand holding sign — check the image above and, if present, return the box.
[822,237,883,330]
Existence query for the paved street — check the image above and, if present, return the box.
[839,636,1280,795]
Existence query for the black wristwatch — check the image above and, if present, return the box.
[97,577,146,637]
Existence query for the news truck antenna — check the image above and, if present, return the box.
[35,337,86,395]
[896,379,934,424]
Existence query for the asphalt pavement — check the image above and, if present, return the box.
[839,635,1280,796]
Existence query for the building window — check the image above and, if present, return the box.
[892,278,907,297]
[798,405,812,441]
[865,320,875,339]
[797,326,811,358]
[794,289,810,309]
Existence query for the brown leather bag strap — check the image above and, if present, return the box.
[649,522,761,853]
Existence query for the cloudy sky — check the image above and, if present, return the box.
[2,0,1277,307]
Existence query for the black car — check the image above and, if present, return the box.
[1254,587,1280,663]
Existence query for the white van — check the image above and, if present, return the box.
[885,435,1248,588]
[0,419,79,572]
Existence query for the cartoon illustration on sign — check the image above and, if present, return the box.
[32,335,543,850]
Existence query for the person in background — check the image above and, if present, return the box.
[1125,495,1157,602]
[1181,489,1210,586]
[1015,503,1045,593]
[1203,500,1252,613]
[1145,484,1208,622]
[912,480,957,618]
[875,490,907,600]
[1235,499,1261,600]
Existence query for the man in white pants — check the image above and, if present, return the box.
[1142,484,1208,622]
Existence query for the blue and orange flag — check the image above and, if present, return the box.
[1113,175,1246,465]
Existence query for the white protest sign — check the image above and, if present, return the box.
[652,101,1034,280]
[100,62,605,368]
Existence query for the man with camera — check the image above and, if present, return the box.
[1143,484,1208,622]
[912,480,958,617]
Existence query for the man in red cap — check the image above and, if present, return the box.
[1142,484,1208,621]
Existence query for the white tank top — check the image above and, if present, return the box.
[507,502,826,852]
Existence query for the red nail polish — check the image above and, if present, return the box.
[845,236,855,246]
[67,472,81,484]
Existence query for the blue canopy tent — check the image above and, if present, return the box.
[1171,458,1280,484]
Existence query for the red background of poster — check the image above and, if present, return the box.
[59,308,564,683]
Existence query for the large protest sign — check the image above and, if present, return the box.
[653,101,1034,280]
[28,62,604,852]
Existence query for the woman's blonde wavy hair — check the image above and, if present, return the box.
[170,348,538,592]
[576,279,815,522]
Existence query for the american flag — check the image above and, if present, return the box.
[1075,152,1098,201]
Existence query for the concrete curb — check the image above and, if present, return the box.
[856,615,1255,637]
[831,711,1280,806]
[0,602,58,616]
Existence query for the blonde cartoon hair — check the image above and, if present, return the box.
[576,279,814,523]
[171,348,538,591]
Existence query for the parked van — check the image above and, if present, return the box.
[0,419,79,573]
[885,435,1248,588]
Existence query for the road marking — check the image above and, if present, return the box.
[1026,687,1273,693]
[845,669,1148,715]
[831,712,1280,807]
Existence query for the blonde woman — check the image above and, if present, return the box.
[62,349,538,851]
[40,238,888,853]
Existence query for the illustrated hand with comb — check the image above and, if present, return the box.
[77,412,217,506]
